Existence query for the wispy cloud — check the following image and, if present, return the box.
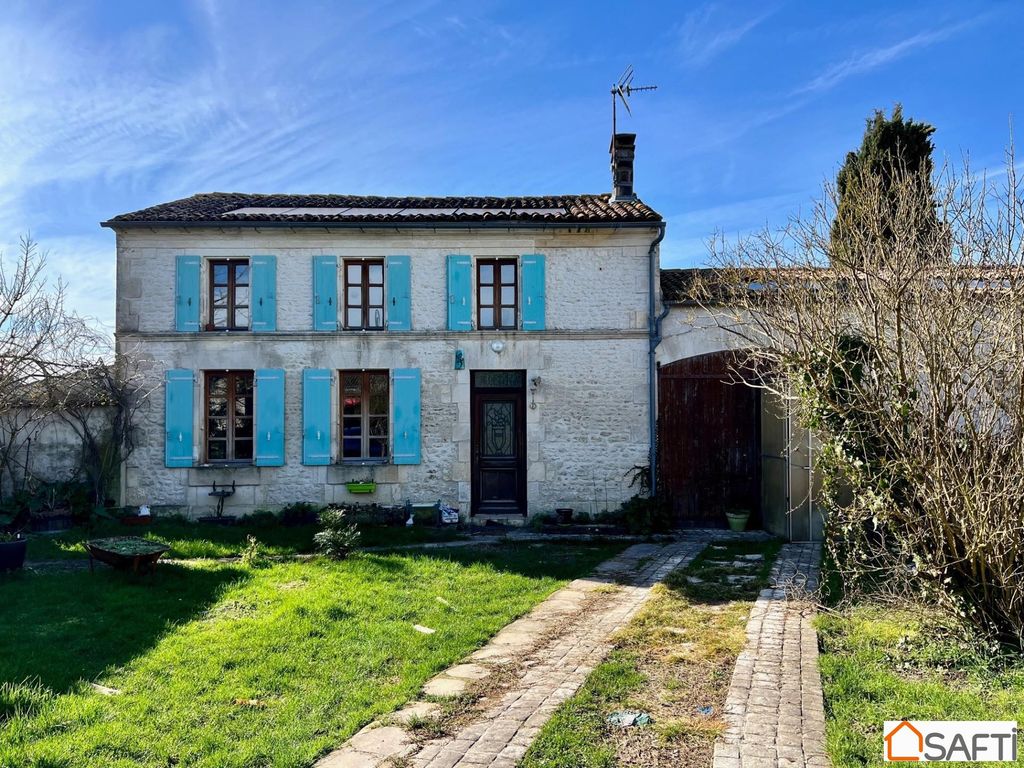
[793,20,973,96]
[677,4,775,68]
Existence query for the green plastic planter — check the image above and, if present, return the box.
[346,482,376,494]
[725,511,750,532]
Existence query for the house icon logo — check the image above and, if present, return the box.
[885,720,924,761]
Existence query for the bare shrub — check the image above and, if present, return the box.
[706,151,1024,648]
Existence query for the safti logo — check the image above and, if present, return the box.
[884,720,1019,762]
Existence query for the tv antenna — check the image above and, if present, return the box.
[611,65,657,135]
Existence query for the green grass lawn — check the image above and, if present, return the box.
[817,606,1024,767]
[520,539,782,768]
[25,518,466,561]
[0,541,622,768]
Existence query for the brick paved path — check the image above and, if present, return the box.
[317,539,711,768]
[713,542,827,768]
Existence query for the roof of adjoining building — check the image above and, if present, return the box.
[102,193,662,227]
[660,268,713,304]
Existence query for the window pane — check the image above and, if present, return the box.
[346,309,362,327]
[501,263,515,283]
[501,307,515,327]
[234,264,249,285]
[208,398,227,417]
[369,438,388,459]
[347,286,362,306]
[234,308,249,328]
[213,287,228,306]
[343,395,361,416]
[236,375,253,396]
[213,308,228,327]
[208,418,227,438]
[368,308,384,328]
[342,419,362,458]
[368,287,383,306]
[369,416,388,437]
[480,308,494,328]
[234,440,253,460]
[208,441,226,460]
[480,286,493,306]
[213,264,228,284]
[209,376,228,397]
[343,374,360,393]
[479,263,493,284]
[234,287,249,307]
[369,376,388,414]
[368,263,383,283]
[234,418,253,438]
[501,286,514,305]
[347,264,361,283]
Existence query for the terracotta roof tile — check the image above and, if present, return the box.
[102,193,662,227]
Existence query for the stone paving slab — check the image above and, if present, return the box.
[713,542,827,768]
[315,537,714,768]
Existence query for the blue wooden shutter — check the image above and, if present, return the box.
[164,369,194,467]
[174,255,201,332]
[303,369,332,465]
[392,368,421,465]
[446,255,473,331]
[520,254,546,331]
[251,255,277,332]
[312,255,338,331]
[386,255,412,331]
[255,368,285,466]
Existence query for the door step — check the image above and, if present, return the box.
[472,514,528,528]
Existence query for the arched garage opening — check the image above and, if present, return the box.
[657,349,824,540]
[657,350,762,528]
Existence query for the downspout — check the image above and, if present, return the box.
[647,221,668,496]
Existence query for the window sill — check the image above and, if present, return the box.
[194,461,255,469]
[336,459,389,467]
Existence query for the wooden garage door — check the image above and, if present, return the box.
[658,351,761,528]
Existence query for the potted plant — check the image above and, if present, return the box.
[724,508,750,532]
[555,507,574,525]
[0,531,28,572]
[345,478,376,494]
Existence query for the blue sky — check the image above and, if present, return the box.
[2,1,1022,328]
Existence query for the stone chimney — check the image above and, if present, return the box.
[610,133,637,201]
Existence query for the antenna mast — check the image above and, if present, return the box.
[611,65,657,136]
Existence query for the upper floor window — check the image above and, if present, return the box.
[209,260,250,330]
[341,370,389,461]
[345,260,385,329]
[205,370,254,462]
[477,259,517,330]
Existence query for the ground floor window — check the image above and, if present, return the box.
[341,370,389,460]
[205,371,254,462]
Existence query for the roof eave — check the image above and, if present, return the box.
[100,218,663,230]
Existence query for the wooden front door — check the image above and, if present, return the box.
[471,371,527,516]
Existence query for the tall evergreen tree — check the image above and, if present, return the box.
[831,105,942,266]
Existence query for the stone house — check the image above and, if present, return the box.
[103,134,668,521]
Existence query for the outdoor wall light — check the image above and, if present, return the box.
[454,349,465,370]
[490,340,505,354]
[529,376,541,409]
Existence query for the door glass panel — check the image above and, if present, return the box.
[474,371,525,388]
[482,401,514,456]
